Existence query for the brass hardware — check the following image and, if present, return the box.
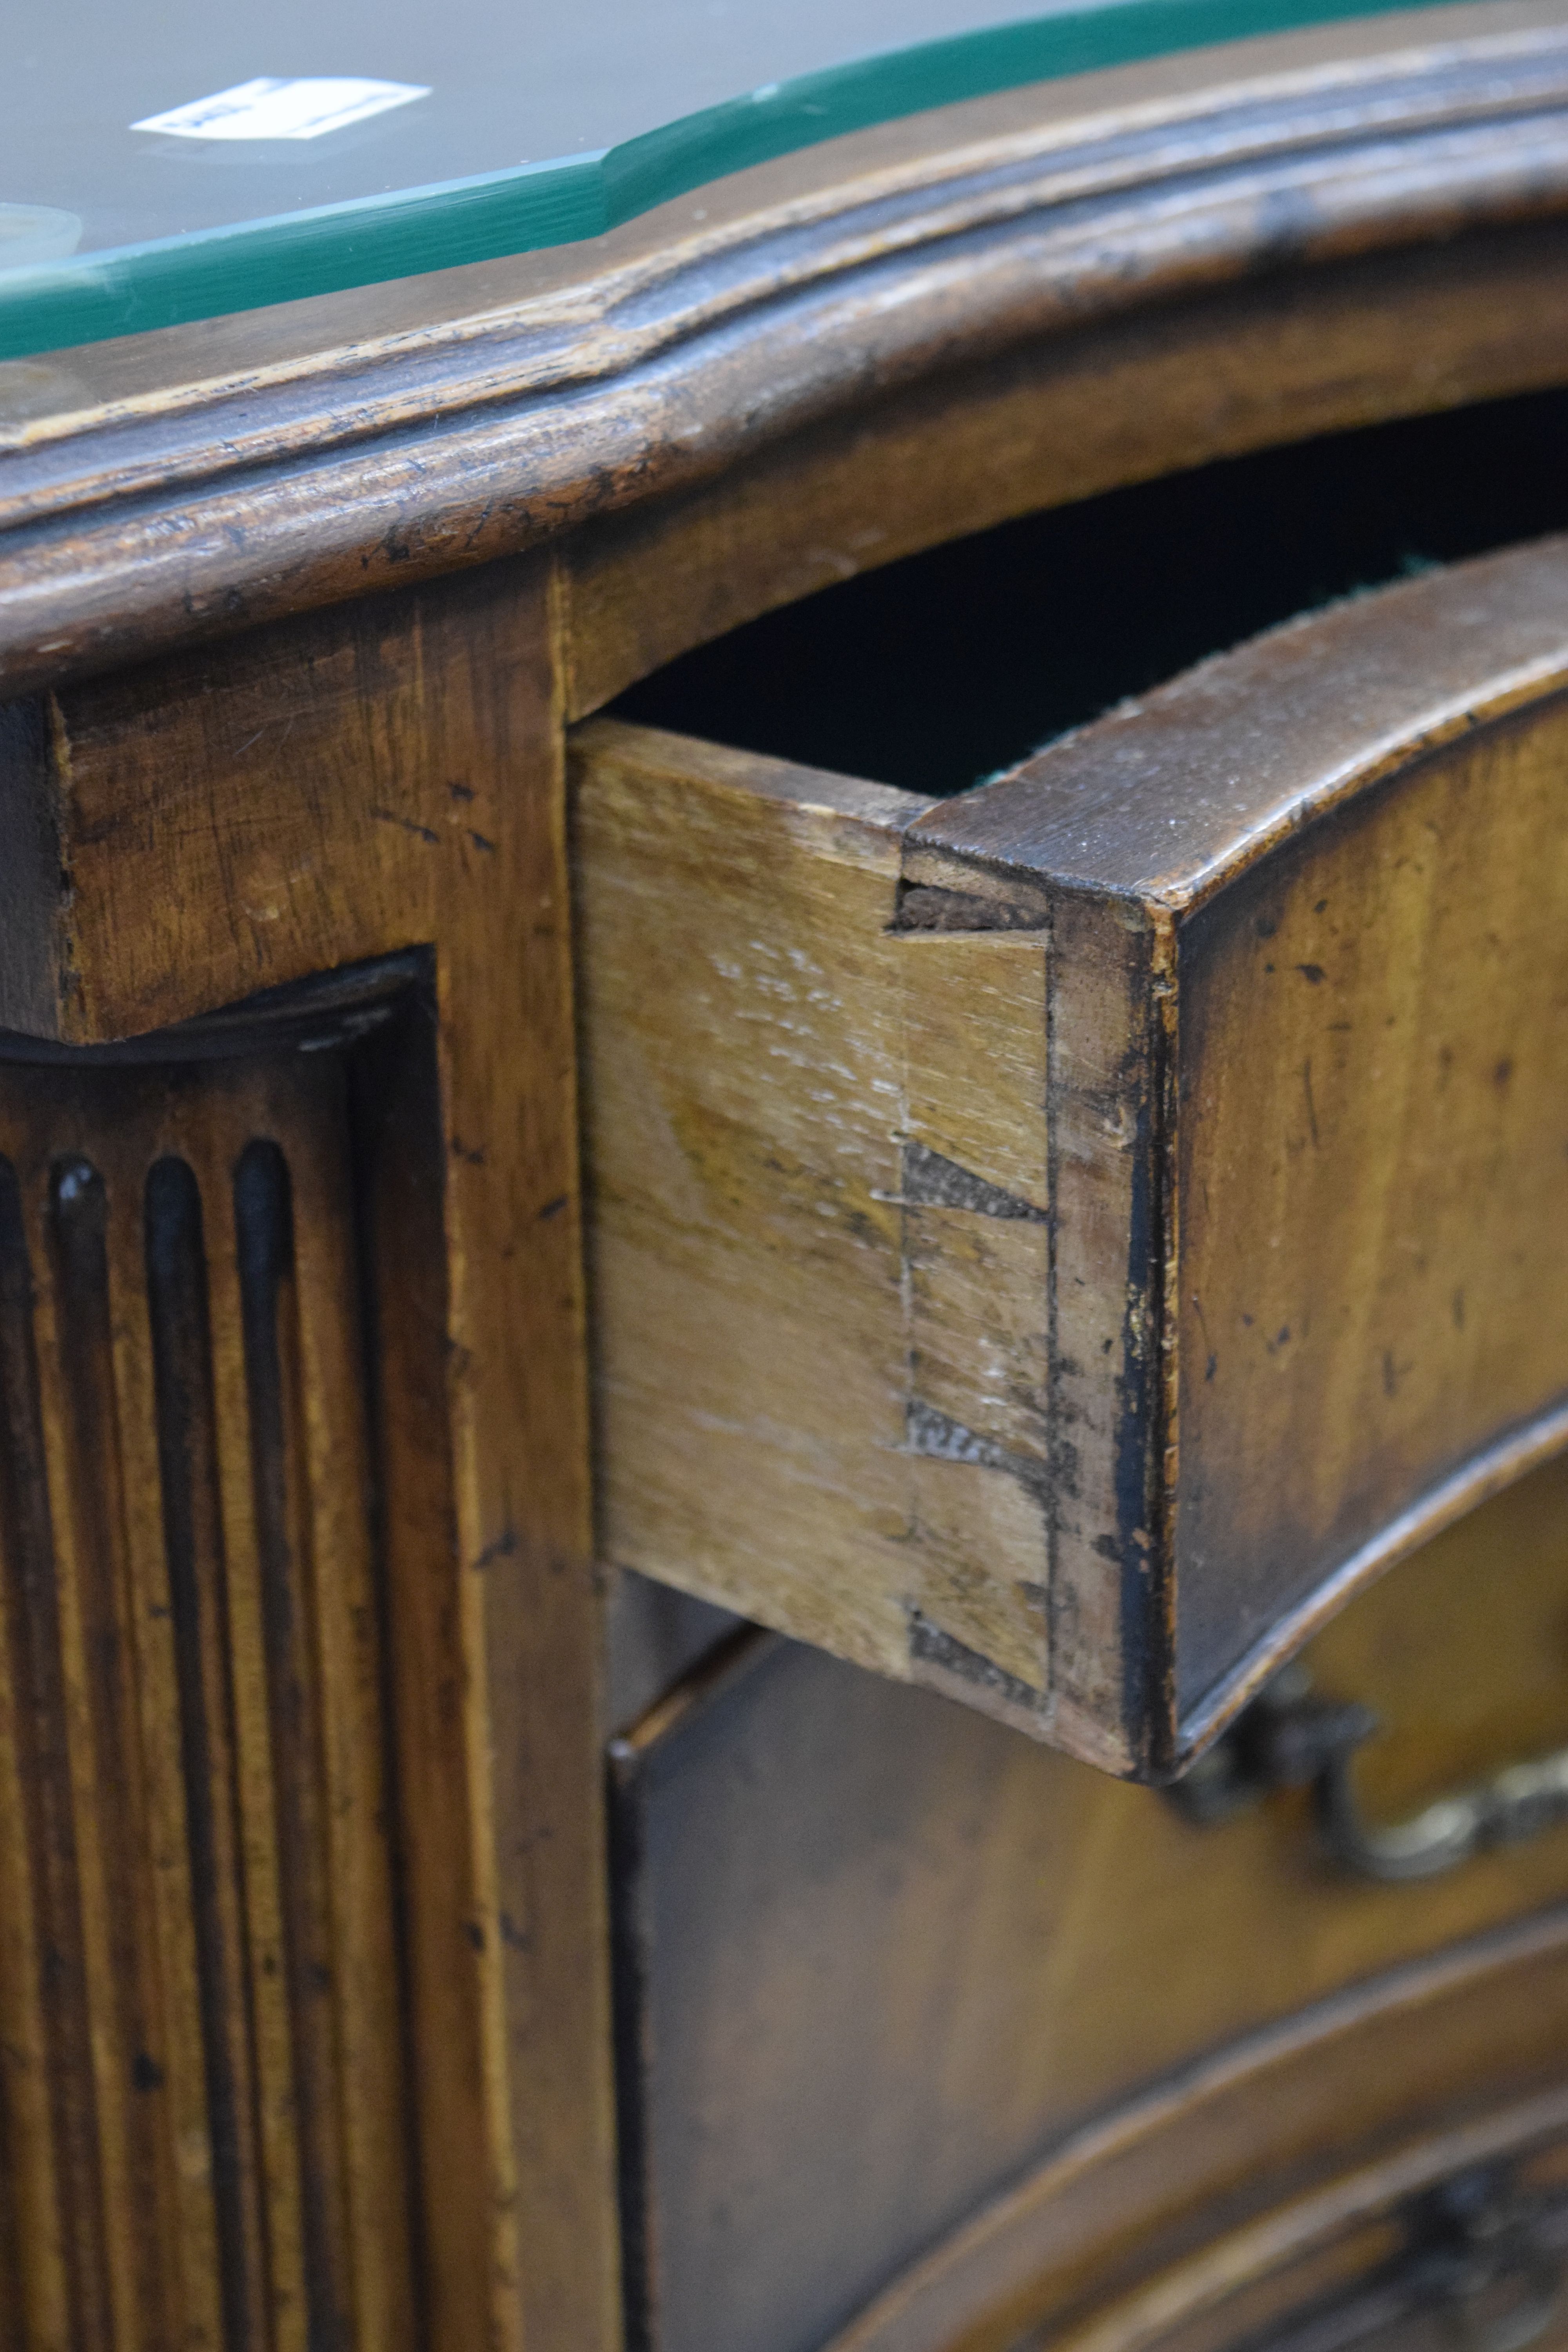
[1404,2170,1565,2352]
[1170,1666,1568,1883]
[1247,2167,1566,2352]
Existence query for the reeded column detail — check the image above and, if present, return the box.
[0,1047,413,2352]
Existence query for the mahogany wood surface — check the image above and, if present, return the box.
[0,1045,412,2352]
[575,531,1568,1775]
[612,1456,1568,2352]
[3,7,1568,2343]
[0,566,619,2352]
[866,2085,1568,2352]
[913,534,1568,1755]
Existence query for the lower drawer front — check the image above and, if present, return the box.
[611,1452,1568,2352]
[1018,2126,1568,2352]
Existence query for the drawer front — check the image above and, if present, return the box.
[989,2120,1568,2352]
[610,1457,1568,2352]
[575,533,1568,1777]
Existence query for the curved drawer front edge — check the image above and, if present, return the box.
[577,537,1568,1776]
[818,1905,1568,2352]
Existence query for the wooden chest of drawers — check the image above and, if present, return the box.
[610,1455,1568,2350]
[4,6,1568,2346]
[575,522,1568,1776]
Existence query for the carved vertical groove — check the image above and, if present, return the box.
[0,1154,112,2352]
[233,1139,351,2352]
[0,1043,415,2352]
[48,1156,181,2352]
[144,1154,270,2352]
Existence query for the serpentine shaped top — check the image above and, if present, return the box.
[3,0,1471,358]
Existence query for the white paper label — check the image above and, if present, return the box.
[132,77,431,142]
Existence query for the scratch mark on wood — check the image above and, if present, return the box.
[369,806,440,845]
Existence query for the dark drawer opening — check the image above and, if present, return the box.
[612,383,1568,798]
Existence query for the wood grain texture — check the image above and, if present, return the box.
[1014,2115,1568,2352]
[577,533,1568,1775]
[563,216,1568,724]
[5,18,1568,2327]
[0,1046,412,2352]
[914,530,1568,1762]
[0,563,618,2352]
[611,1453,1568,2352]
[874,2088,1568,2352]
[574,721,929,1681]
[5,12,1568,695]
[572,720,1120,1756]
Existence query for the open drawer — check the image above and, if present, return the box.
[572,532,1568,1780]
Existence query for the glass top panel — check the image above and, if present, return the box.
[4,0,1464,360]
